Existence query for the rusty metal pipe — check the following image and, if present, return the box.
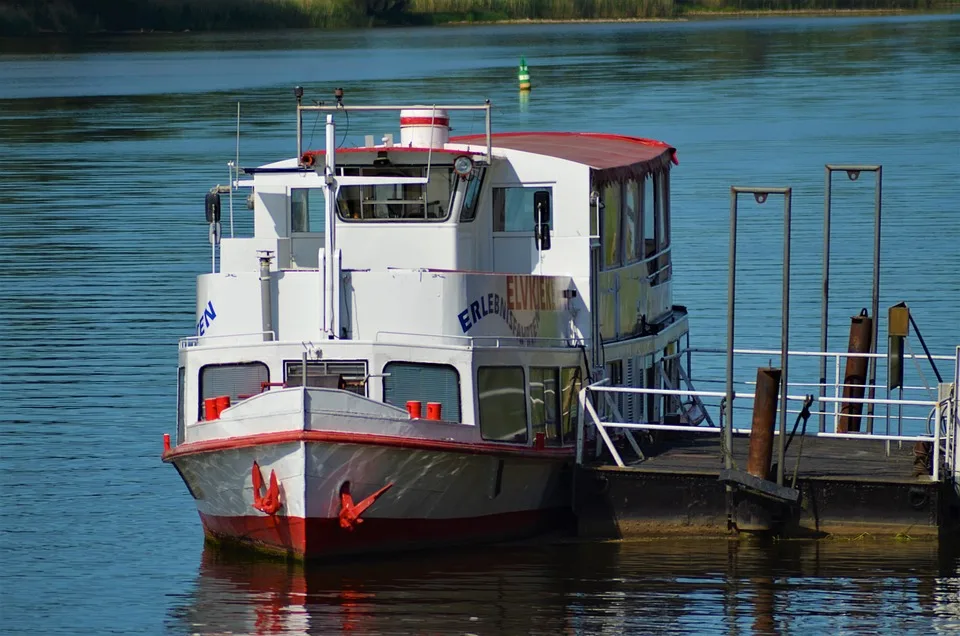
[838,310,873,433]
[747,367,781,479]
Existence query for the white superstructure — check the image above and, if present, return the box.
[164,90,688,558]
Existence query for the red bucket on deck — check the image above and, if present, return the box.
[204,397,219,421]
[215,395,231,416]
[406,401,422,419]
[426,402,442,420]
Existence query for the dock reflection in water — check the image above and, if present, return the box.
[169,539,960,635]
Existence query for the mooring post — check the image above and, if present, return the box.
[747,368,782,480]
[838,310,873,433]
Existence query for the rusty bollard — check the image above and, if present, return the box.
[747,367,782,480]
[838,309,873,433]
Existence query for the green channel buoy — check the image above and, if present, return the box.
[518,57,531,91]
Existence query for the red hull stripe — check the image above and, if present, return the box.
[400,116,450,127]
[164,429,573,462]
[200,508,571,558]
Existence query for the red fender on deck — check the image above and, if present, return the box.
[251,461,282,515]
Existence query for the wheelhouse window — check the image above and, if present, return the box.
[337,165,454,221]
[492,186,553,232]
[285,360,367,396]
[602,183,621,269]
[199,362,269,420]
[530,367,560,444]
[291,188,325,233]
[383,362,461,422]
[478,366,527,442]
[458,167,487,222]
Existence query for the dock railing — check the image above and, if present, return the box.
[576,346,959,488]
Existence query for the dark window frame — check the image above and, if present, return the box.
[198,361,270,420]
[458,167,487,223]
[283,359,368,396]
[336,165,456,223]
[382,361,462,422]
[477,365,529,443]
[492,186,554,233]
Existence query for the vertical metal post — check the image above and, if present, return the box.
[729,186,792,482]
[295,87,303,164]
[324,114,337,338]
[824,165,883,432]
[819,168,831,432]
[485,100,492,165]
[867,167,883,430]
[777,190,792,486]
[725,188,738,471]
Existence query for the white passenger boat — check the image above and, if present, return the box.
[162,89,689,558]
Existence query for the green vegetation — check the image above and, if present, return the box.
[0,0,951,35]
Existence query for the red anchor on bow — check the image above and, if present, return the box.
[251,461,282,515]
[338,481,393,531]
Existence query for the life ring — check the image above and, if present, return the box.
[300,152,316,168]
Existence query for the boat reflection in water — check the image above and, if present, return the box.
[169,539,959,635]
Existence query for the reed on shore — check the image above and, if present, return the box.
[0,0,949,35]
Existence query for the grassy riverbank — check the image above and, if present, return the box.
[1,0,954,35]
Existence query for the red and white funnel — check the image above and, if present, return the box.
[400,108,449,148]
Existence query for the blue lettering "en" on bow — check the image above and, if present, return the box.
[196,301,217,336]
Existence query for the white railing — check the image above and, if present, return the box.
[576,346,960,487]
[178,330,276,349]
[675,347,952,436]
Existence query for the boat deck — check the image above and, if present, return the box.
[598,431,926,482]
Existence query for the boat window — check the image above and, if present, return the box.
[198,362,269,420]
[337,166,454,221]
[458,167,487,222]
[658,170,670,251]
[530,367,561,444]
[642,175,656,258]
[383,362,461,422]
[291,188,325,233]
[177,366,185,442]
[492,186,553,232]
[560,366,582,444]
[623,181,640,263]
[645,355,659,423]
[478,366,528,442]
[602,183,621,269]
[285,360,367,396]
[605,360,623,420]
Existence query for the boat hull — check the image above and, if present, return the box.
[170,437,572,559]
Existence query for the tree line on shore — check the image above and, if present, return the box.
[0,0,945,36]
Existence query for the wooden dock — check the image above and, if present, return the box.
[574,431,956,539]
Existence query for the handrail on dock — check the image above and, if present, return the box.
[576,353,959,487]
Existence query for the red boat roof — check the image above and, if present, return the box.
[450,132,678,184]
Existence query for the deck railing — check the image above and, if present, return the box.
[576,346,959,487]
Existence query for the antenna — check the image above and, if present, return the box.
[231,101,240,238]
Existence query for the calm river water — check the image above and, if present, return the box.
[2,14,959,635]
